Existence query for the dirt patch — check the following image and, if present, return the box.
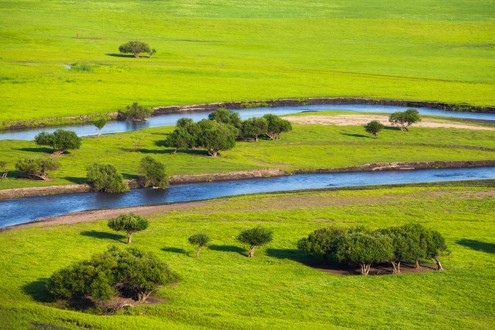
[318,262,436,276]
[284,114,495,131]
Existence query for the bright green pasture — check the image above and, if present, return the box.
[1,0,494,124]
[1,123,494,190]
[1,182,494,329]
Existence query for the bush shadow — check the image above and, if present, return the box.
[457,239,495,254]
[23,278,53,303]
[15,147,53,153]
[105,53,135,58]
[162,247,188,255]
[63,176,87,184]
[340,133,371,139]
[208,245,245,256]
[80,230,126,242]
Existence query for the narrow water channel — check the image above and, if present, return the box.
[2,104,494,141]
[1,167,494,228]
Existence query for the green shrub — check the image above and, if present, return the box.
[34,129,81,154]
[15,158,59,180]
[86,163,129,193]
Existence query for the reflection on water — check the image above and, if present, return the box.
[0,166,494,228]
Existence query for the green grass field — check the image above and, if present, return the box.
[1,0,494,124]
[0,182,494,329]
[1,122,494,190]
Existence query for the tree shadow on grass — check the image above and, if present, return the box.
[14,147,53,153]
[80,230,125,242]
[340,133,370,139]
[105,53,135,58]
[62,176,87,184]
[23,278,53,303]
[457,239,495,254]
[120,147,169,155]
[162,247,188,255]
[383,126,401,131]
[121,172,139,180]
[208,245,245,256]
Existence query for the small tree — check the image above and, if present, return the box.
[34,130,81,154]
[196,120,237,157]
[240,117,268,141]
[86,163,129,193]
[118,102,152,121]
[364,120,384,138]
[108,213,149,244]
[237,226,273,257]
[0,161,7,179]
[208,108,242,129]
[15,158,59,180]
[389,108,421,131]
[426,230,447,270]
[166,119,199,153]
[263,114,292,140]
[93,117,107,137]
[138,156,169,188]
[297,227,347,261]
[378,226,422,274]
[188,233,210,257]
[119,41,152,58]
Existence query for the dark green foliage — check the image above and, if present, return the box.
[237,226,273,257]
[196,120,237,156]
[108,213,149,244]
[15,158,59,180]
[93,117,107,136]
[297,227,346,261]
[86,163,129,193]
[118,102,152,121]
[48,246,178,305]
[378,226,422,273]
[364,120,384,137]
[0,161,7,179]
[208,108,242,129]
[188,233,210,257]
[118,41,152,58]
[263,114,292,140]
[240,117,268,141]
[138,156,169,188]
[166,118,199,153]
[34,129,81,154]
[389,108,421,131]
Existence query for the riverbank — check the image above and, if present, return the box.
[1,160,494,200]
[3,97,494,131]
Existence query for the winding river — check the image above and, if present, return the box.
[2,104,495,141]
[1,167,494,228]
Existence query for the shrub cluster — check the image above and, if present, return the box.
[34,129,81,154]
[117,102,152,121]
[15,158,59,180]
[298,223,446,275]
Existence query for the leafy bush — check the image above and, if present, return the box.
[138,156,169,188]
[263,114,292,140]
[86,163,129,193]
[364,120,384,137]
[15,158,59,180]
[240,117,268,141]
[117,102,152,121]
[237,226,273,257]
[108,213,149,244]
[118,41,152,58]
[208,108,242,129]
[34,129,81,154]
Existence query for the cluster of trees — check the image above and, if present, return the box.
[364,109,421,137]
[48,246,178,308]
[34,129,81,154]
[166,108,292,156]
[119,41,156,58]
[298,223,446,275]
[15,158,59,180]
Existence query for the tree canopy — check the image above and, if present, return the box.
[389,108,421,131]
[138,156,169,189]
[208,108,242,129]
[86,163,129,193]
[93,117,107,136]
[117,102,152,121]
[15,158,59,181]
[196,120,237,156]
[34,130,81,154]
[188,233,210,257]
[118,41,153,58]
[240,117,268,141]
[263,114,292,140]
[364,120,384,137]
[108,213,149,244]
[237,226,273,257]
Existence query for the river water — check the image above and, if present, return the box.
[1,167,494,228]
[2,104,494,141]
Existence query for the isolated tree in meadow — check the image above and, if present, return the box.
[15,158,59,180]
[237,226,273,257]
[364,120,384,138]
[240,117,268,141]
[208,108,242,129]
[119,41,152,58]
[138,156,169,188]
[86,163,129,193]
[196,120,237,157]
[0,161,7,179]
[389,108,421,131]
[34,130,81,154]
[263,114,292,140]
[108,213,149,244]
[188,233,210,257]
[93,117,107,137]
[118,102,152,121]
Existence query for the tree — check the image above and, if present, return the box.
[138,156,169,188]
[188,233,210,257]
[378,226,422,273]
[196,120,237,157]
[165,118,199,153]
[34,130,81,154]
[93,117,107,137]
[86,163,129,193]
[15,158,59,180]
[117,102,152,121]
[0,161,7,179]
[208,108,242,129]
[389,108,421,131]
[425,230,447,271]
[48,246,178,306]
[237,226,273,257]
[297,227,347,261]
[263,114,292,140]
[118,41,152,58]
[335,229,394,275]
[108,213,149,244]
[364,120,384,138]
[240,117,268,141]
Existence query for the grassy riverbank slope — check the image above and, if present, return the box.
[1,122,494,190]
[1,0,494,123]
[1,181,494,329]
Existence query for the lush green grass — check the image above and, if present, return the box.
[0,182,494,329]
[1,123,494,190]
[1,0,494,124]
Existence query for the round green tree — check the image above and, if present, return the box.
[119,41,152,58]
[86,163,129,193]
[108,213,149,244]
[364,120,384,138]
[237,226,273,257]
[15,158,59,180]
[34,129,81,154]
[188,233,210,257]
